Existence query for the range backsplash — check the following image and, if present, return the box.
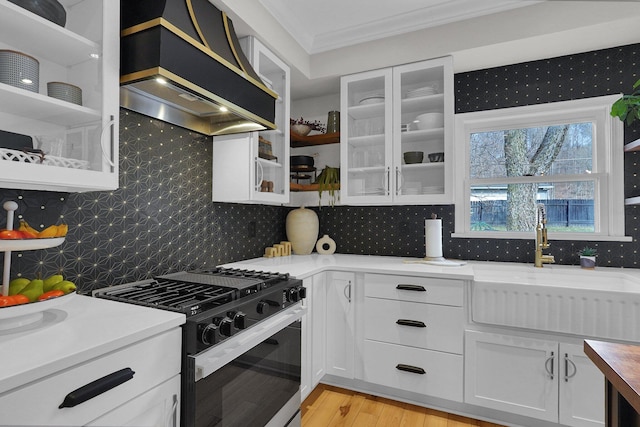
[1,43,639,293]
[0,110,287,293]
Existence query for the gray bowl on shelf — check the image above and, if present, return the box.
[428,152,444,162]
[403,151,424,164]
[0,50,39,93]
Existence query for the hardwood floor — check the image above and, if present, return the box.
[302,384,505,427]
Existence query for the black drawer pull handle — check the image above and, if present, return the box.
[59,368,135,409]
[396,284,426,292]
[396,364,426,375]
[396,319,426,328]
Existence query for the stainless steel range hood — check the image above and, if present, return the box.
[120,0,277,136]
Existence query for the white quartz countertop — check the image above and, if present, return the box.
[0,294,185,395]
[223,254,640,293]
[223,253,476,280]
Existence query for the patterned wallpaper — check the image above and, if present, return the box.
[0,111,287,293]
[316,43,640,268]
[1,43,639,292]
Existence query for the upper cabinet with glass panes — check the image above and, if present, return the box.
[0,0,119,192]
[340,57,454,205]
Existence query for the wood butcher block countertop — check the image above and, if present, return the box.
[585,339,640,414]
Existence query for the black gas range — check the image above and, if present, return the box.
[94,266,306,427]
[93,267,305,354]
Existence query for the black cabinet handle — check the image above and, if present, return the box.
[396,319,426,328]
[59,368,135,409]
[396,284,426,292]
[396,364,426,375]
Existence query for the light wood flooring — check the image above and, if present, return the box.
[302,384,505,427]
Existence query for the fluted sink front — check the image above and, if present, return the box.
[469,262,640,342]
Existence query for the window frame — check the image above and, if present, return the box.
[453,95,629,242]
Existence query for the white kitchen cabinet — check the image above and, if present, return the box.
[0,328,181,426]
[340,57,453,205]
[362,339,463,402]
[87,375,179,427]
[0,0,119,192]
[559,343,605,427]
[362,273,464,402]
[325,271,355,379]
[212,36,290,205]
[301,273,327,400]
[465,330,604,427]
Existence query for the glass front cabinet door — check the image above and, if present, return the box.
[341,57,453,205]
[212,36,290,205]
[0,0,119,192]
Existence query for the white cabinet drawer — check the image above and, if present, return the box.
[364,273,463,306]
[87,375,180,427]
[364,297,463,354]
[0,328,181,426]
[362,340,463,402]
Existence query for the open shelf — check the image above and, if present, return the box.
[290,183,340,192]
[291,131,340,148]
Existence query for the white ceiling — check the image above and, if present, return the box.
[218,0,640,100]
[257,0,540,54]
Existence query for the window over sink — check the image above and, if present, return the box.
[453,95,628,241]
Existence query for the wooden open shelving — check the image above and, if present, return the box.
[290,183,340,192]
[290,131,340,148]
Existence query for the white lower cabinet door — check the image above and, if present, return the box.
[464,330,559,422]
[325,271,355,379]
[301,273,327,400]
[87,375,180,427]
[363,340,463,401]
[311,273,327,387]
[300,277,313,400]
[559,343,605,427]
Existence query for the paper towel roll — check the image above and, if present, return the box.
[425,219,443,258]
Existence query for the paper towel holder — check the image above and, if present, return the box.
[424,213,446,262]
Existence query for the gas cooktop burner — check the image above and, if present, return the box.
[93,267,297,317]
[94,277,236,315]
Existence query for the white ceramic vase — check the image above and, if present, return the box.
[286,206,319,255]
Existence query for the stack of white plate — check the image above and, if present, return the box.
[406,86,436,98]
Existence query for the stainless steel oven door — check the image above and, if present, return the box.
[184,303,305,427]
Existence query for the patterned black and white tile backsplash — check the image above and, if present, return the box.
[0,110,287,293]
[1,43,640,293]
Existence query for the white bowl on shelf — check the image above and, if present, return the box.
[415,112,444,130]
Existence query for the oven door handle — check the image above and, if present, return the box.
[192,303,307,381]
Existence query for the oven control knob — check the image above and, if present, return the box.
[287,288,300,302]
[216,317,233,337]
[257,301,269,315]
[200,323,218,346]
[232,312,246,330]
[298,286,307,299]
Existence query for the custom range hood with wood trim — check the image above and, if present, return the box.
[120,0,277,136]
